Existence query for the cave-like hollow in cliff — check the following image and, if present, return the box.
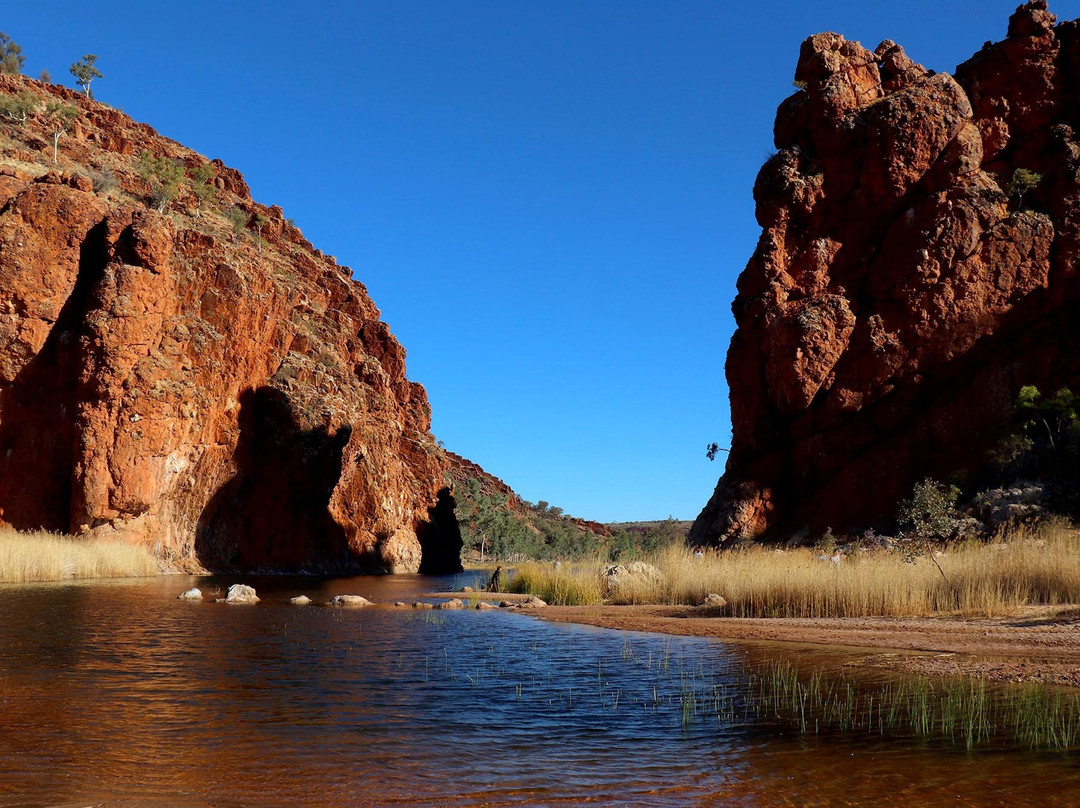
[195,387,354,572]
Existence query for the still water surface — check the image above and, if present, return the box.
[1,572,1079,807]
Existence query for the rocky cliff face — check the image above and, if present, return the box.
[0,74,462,573]
[692,1,1080,546]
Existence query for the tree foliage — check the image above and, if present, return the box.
[44,101,78,162]
[1006,168,1042,208]
[454,476,686,562]
[69,54,102,98]
[0,33,25,75]
[897,478,960,582]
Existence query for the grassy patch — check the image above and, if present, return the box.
[747,659,1080,751]
[0,528,159,582]
[510,521,1080,617]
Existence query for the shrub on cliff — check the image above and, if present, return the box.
[0,33,24,76]
[0,91,36,125]
[138,150,184,212]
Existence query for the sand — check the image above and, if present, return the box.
[531,604,1080,687]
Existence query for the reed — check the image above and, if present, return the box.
[0,527,159,582]
[510,521,1080,617]
[745,659,1080,751]
[507,560,604,605]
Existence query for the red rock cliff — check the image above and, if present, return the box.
[691,1,1080,546]
[0,74,462,573]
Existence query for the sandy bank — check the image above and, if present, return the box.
[530,605,1080,687]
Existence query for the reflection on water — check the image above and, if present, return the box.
[0,573,1079,807]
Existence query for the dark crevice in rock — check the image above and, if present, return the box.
[194,386,356,573]
[0,219,109,531]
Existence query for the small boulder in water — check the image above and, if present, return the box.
[518,596,548,609]
[177,588,203,601]
[412,601,434,609]
[225,584,259,604]
[437,598,465,610]
[289,595,312,606]
[393,601,407,607]
[329,594,373,608]
[476,601,498,610]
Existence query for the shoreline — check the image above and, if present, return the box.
[528,604,1080,687]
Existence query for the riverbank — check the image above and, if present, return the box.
[0,529,159,582]
[531,603,1080,687]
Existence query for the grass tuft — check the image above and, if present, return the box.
[0,527,159,583]
[510,521,1080,617]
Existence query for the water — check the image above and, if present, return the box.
[1,573,1080,807]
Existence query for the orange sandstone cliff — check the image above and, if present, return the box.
[691,1,1080,546]
[0,74,462,573]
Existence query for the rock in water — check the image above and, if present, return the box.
[177,588,203,601]
[225,584,259,604]
[692,2,1080,547]
[289,595,312,606]
[328,595,372,608]
[436,598,465,610]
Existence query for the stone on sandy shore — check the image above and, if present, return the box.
[476,601,498,610]
[499,600,515,608]
[393,601,407,607]
[177,588,202,601]
[517,596,548,609]
[329,594,373,608]
[437,598,465,610]
[412,601,434,609]
[289,595,312,606]
[461,586,474,593]
[699,593,727,608]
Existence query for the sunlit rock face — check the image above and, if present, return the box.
[0,74,462,573]
[692,1,1080,546]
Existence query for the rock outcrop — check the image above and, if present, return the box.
[692,1,1080,546]
[0,74,462,573]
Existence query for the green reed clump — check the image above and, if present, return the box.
[743,660,1080,751]
[506,561,603,605]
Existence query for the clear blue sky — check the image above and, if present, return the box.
[5,0,1042,521]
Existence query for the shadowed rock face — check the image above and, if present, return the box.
[0,76,461,573]
[692,1,1080,547]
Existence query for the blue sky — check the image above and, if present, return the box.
[4,0,1047,521]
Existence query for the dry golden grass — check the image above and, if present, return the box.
[509,521,1080,618]
[0,527,159,583]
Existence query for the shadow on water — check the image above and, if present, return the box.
[195,386,356,573]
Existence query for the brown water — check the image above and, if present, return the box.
[1,573,1079,807]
